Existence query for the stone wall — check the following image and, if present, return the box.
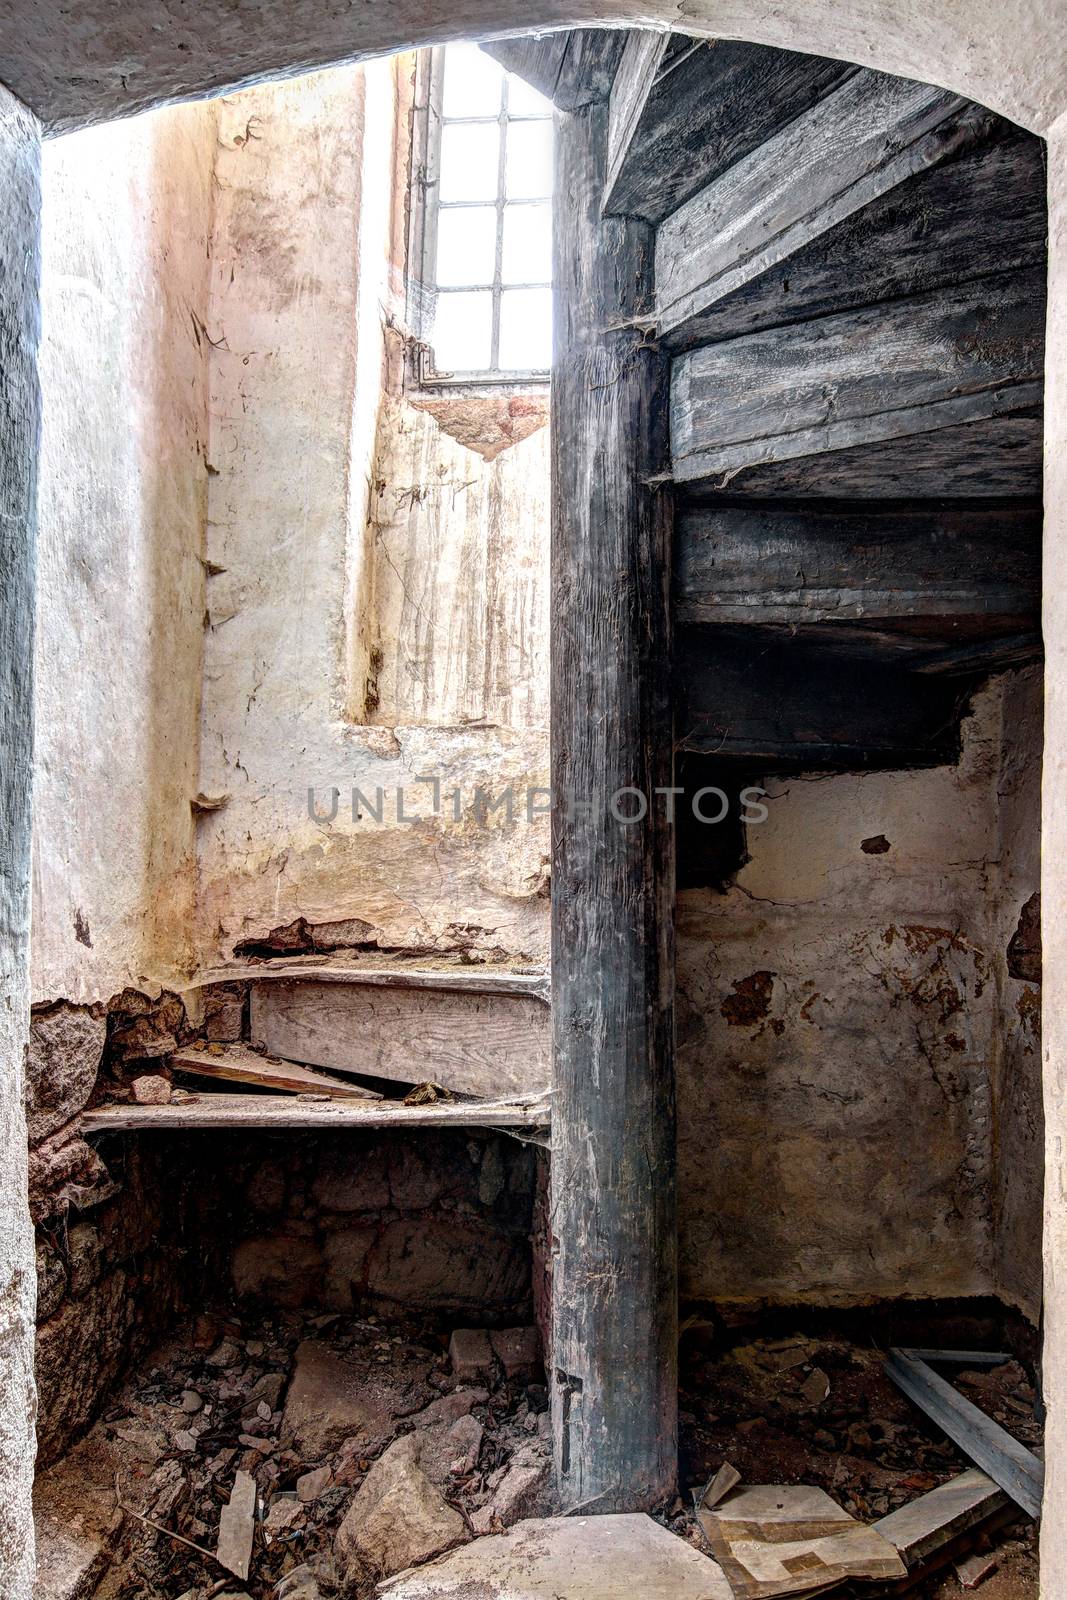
[225,1130,537,1320]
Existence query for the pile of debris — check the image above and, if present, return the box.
[34,1307,552,1599]
[34,1316,1042,1600]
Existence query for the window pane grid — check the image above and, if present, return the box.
[429,45,553,378]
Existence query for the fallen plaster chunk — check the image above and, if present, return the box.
[449,1327,493,1380]
[217,1469,257,1581]
[376,1513,734,1599]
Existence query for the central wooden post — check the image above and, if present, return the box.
[549,92,677,1513]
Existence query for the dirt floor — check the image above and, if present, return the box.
[33,1308,1041,1599]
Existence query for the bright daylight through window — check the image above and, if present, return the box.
[418,43,554,381]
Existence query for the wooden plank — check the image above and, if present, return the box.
[195,956,550,1004]
[250,979,551,1099]
[604,30,669,210]
[169,1043,383,1100]
[884,1349,1043,1519]
[903,1351,1016,1367]
[670,269,1045,485]
[81,1093,551,1132]
[679,626,970,767]
[666,126,1047,351]
[873,1470,1008,1569]
[480,29,625,111]
[689,407,1043,501]
[675,501,1040,628]
[606,39,852,225]
[656,68,976,340]
[551,92,677,1512]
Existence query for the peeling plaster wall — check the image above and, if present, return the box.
[196,63,551,966]
[0,84,43,1600]
[33,103,215,1004]
[677,674,1042,1312]
[994,666,1044,1321]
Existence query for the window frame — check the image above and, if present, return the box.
[406,45,553,392]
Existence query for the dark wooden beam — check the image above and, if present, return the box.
[684,407,1044,501]
[670,269,1045,486]
[656,68,982,343]
[551,93,677,1511]
[678,626,972,767]
[480,29,626,110]
[675,501,1040,628]
[604,39,851,225]
[665,125,1047,351]
[603,30,669,210]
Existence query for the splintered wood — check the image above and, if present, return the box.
[697,1485,906,1599]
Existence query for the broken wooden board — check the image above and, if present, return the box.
[884,1349,1043,1519]
[697,1485,906,1599]
[80,1092,551,1132]
[217,1469,256,1580]
[873,1469,1008,1570]
[195,956,550,1004]
[249,978,551,1099]
[670,269,1044,485]
[170,1043,383,1100]
[657,68,973,342]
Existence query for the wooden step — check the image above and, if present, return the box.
[169,1042,383,1100]
[670,270,1044,489]
[666,125,1046,350]
[194,955,549,1004]
[678,625,970,768]
[247,973,551,1100]
[605,37,852,225]
[81,1092,551,1133]
[674,500,1041,651]
[655,67,977,345]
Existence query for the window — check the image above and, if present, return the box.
[409,43,554,385]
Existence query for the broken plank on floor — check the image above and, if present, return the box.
[170,1043,383,1100]
[884,1349,1043,1518]
[873,1468,1008,1568]
[80,1092,551,1132]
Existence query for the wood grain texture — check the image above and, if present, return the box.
[678,626,970,767]
[604,29,669,209]
[606,39,851,225]
[250,978,550,1098]
[169,1043,383,1099]
[689,407,1044,500]
[196,955,550,1003]
[81,1093,550,1132]
[665,126,1048,351]
[873,1470,1007,1568]
[550,93,677,1513]
[481,29,625,110]
[885,1349,1043,1519]
[675,501,1041,627]
[657,68,973,340]
[671,270,1045,484]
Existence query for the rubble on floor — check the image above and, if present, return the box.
[34,1307,551,1599]
[33,1318,1040,1600]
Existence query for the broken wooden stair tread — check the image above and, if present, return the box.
[169,1043,383,1100]
[80,1092,551,1131]
[194,955,550,1003]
